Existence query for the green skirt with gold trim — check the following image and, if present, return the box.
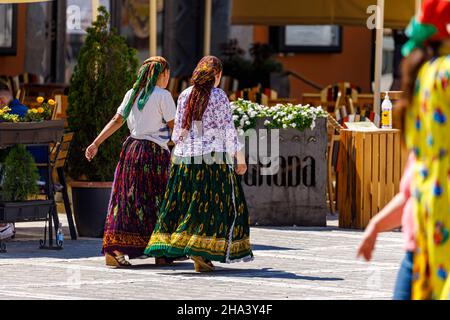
[144,154,253,263]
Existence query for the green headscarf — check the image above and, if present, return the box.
[122,61,163,120]
[402,17,438,57]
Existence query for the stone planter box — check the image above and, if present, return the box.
[241,117,327,227]
[0,200,54,223]
[0,120,65,147]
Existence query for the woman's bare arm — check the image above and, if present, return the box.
[85,114,125,161]
[356,193,407,261]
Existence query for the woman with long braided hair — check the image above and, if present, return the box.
[145,56,254,272]
[85,56,176,267]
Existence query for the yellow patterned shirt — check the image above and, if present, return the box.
[406,52,450,300]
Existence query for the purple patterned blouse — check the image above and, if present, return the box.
[172,86,243,157]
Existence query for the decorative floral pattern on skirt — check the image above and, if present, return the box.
[102,137,170,259]
[144,154,254,263]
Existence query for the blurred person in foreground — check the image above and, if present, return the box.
[359,0,450,300]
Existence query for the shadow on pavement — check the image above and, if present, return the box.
[0,239,103,260]
[254,226,360,233]
[162,267,344,282]
[252,244,299,251]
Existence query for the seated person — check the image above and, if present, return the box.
[0,223,15,241]
[0,84,28,118]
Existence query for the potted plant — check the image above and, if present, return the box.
[0,99,64,146]
[0,144,53,223]
[66,7,138,238]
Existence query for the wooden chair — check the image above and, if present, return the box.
[1,73,36,99]
[219,76,239,96]
[167,77,180,99]
[327,113,343,214]
[323,82,361,115]
[36,132,77,240]
[19,83,68,107]
[53,132,76,240]
[53,95,69,127]
[268,98,298,106]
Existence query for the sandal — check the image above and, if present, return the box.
[173,255,189,262]
[191,256,214,272]
[105,253,132,268]
[155,257,175,265]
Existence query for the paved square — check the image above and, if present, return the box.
[0,215,403,300]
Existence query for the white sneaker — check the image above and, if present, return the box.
[0,223,15,240]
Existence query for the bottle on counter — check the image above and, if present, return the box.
[381,92,393,129]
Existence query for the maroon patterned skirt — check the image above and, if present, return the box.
[102,137,170,258]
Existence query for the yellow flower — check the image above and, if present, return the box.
[36,96,44,104]
[0,110,4,116]
[31,108,38,114]
[47,99,56,106]
[37,107,44,114]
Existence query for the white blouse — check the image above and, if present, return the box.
[117,86,176,150]
[172,87,243,157]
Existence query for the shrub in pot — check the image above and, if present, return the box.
[2,144,39,201]
[66,7,138,237]
[0,145,52,222]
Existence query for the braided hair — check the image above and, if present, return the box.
[182,56,223,130]
[122,56,170,120]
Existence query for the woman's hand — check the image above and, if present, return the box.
[84,114,124,162]
[85,143,99,162]
[235,151,247,175]
[235,163,247,175]
[356,223,379,261]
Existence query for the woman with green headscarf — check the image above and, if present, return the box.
[85,56,177,267]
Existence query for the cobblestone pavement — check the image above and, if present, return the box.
[0,215,403,300]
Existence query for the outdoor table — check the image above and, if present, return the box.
[337,129,408,229]
[0,120,65,252]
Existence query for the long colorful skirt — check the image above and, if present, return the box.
[144,153,254,263]
[102,137,170,259]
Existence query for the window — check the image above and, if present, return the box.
[65,0,111,82]
[119,0,164,62]
[270,25,342,54]
[0,4,17,55]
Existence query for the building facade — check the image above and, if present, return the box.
[0,0,400,100]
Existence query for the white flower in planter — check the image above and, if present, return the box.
[232,99,326,133]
